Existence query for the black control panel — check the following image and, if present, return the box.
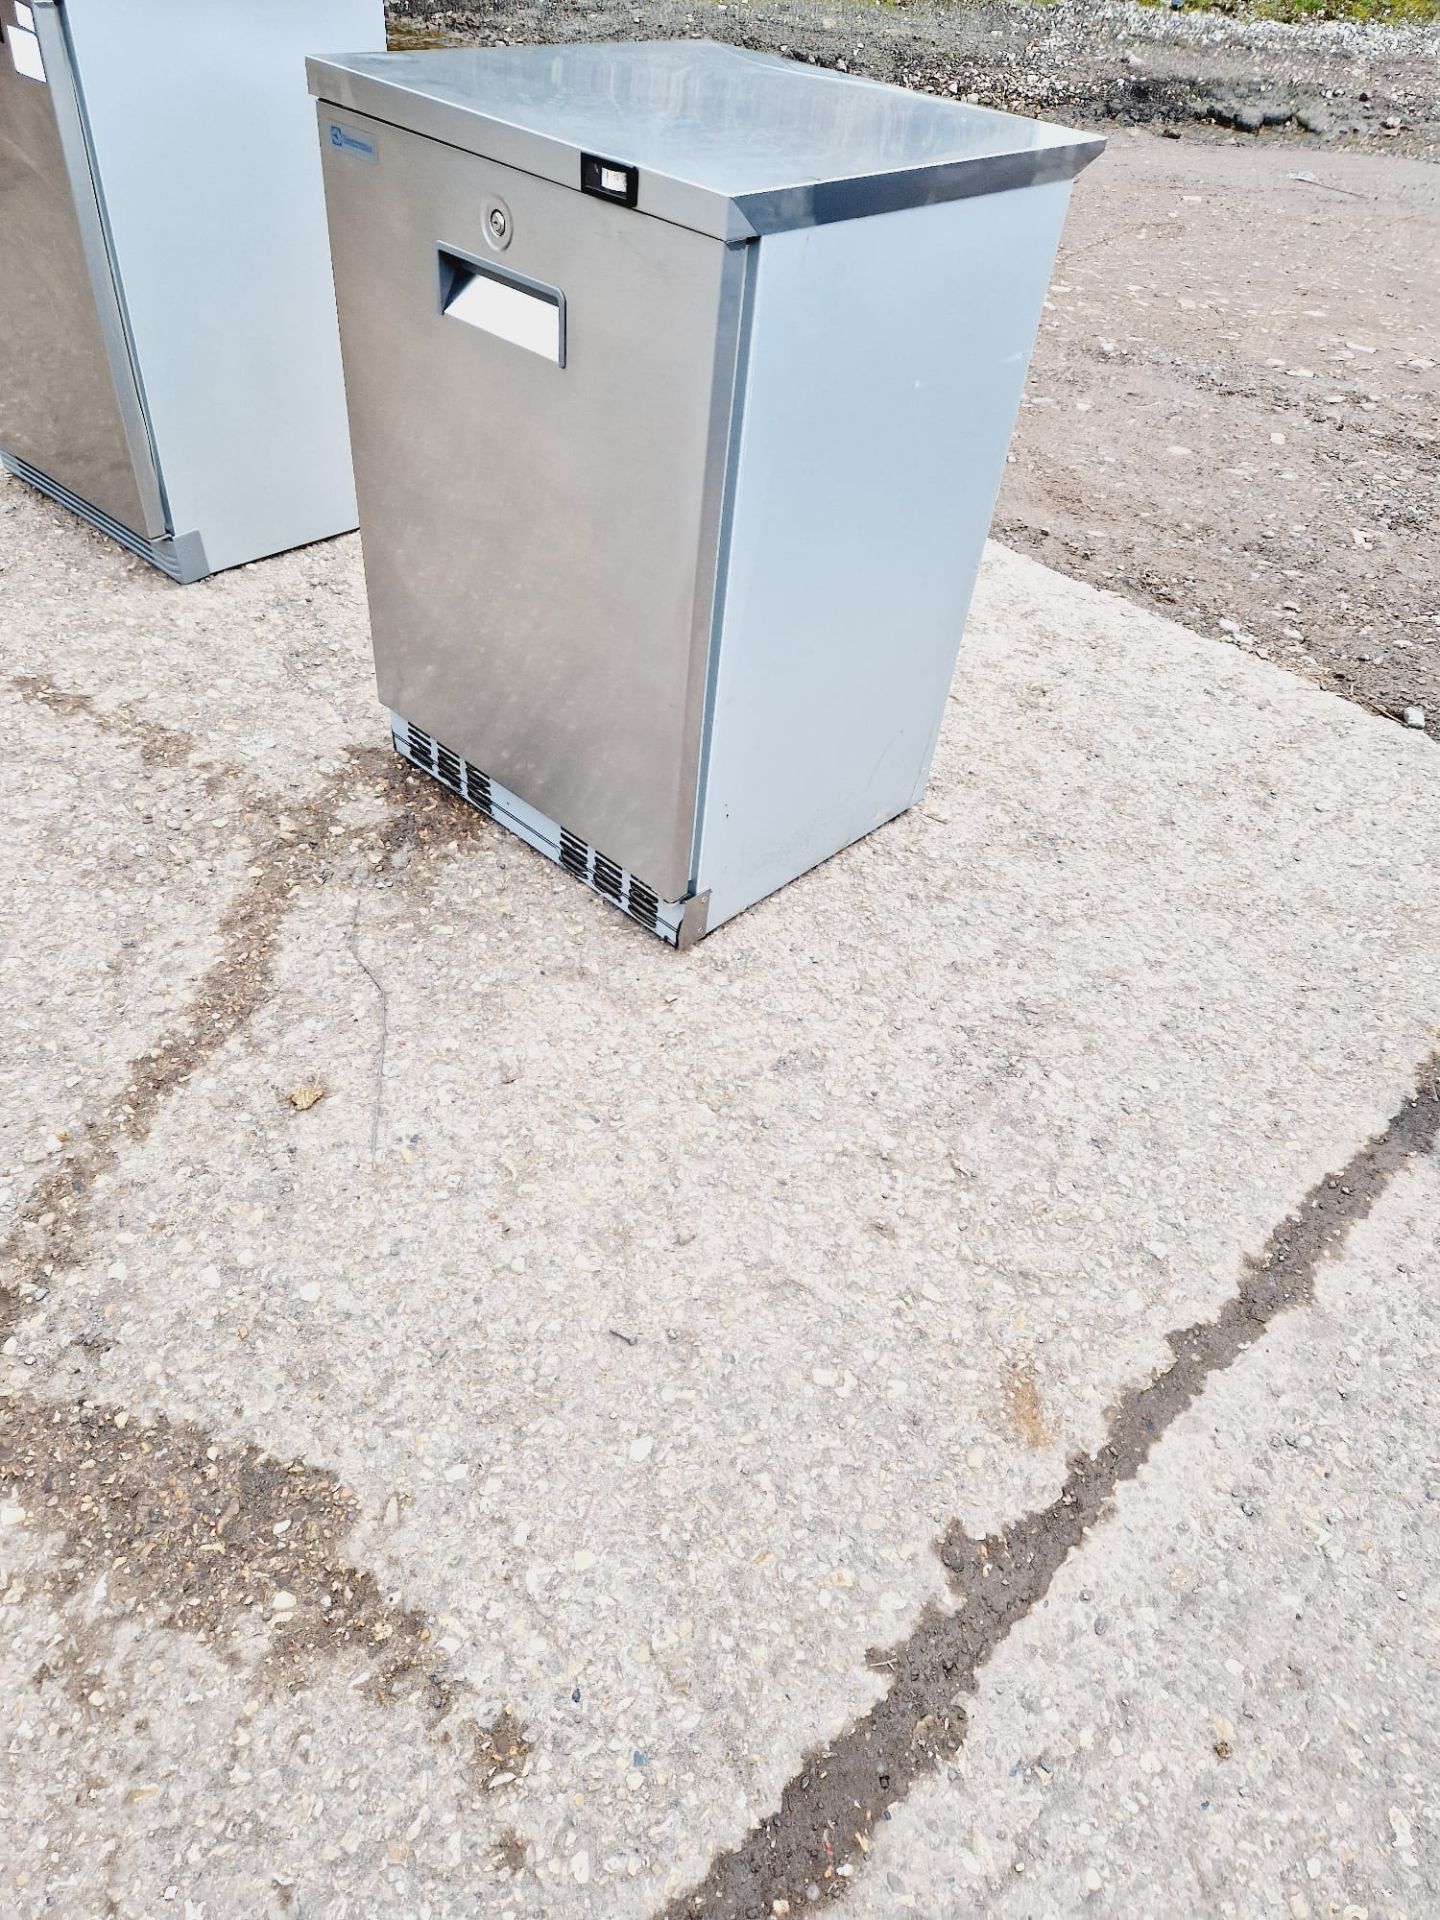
[580,153,639,208]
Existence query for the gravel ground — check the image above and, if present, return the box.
[390,0,1440,156]
[387,2,1440,735]
[998,134,1440,737]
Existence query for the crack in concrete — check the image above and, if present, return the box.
[1,704,489,1343]
[662,1049,1440,1917]
[346,891,391,1160]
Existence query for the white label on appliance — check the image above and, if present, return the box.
[15,3,36,29]
[10,24,45,81]
[445,272,561,364]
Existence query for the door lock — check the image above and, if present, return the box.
[483,196,513,250]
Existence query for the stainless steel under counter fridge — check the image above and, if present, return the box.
[0,0,384,582]
[310,41,1102,944]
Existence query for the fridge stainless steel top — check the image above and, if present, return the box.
[0,0,384,582]
[311,41,1102,942]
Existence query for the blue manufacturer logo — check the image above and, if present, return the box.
[328,122,377,163]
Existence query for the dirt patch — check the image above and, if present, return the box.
[1000,1359,1052,1449]
[466,1706,534,1789]
[997,136,1440,737]
[662,1047,1440,1915]
[0,1399,444,1704]
[6,673,199,771]
[491,1828,529,1873]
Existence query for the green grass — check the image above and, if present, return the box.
[1141,0,1439,21]
[386,23,462,49]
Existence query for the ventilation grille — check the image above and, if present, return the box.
[465,763,493,817]
[2,451,189,581]
[626,879,659,931]
[392,714,682,944]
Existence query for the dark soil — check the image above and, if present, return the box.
[999,134,1440,736]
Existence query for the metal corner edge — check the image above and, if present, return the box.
[675,891,711,952]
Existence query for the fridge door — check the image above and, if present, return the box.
[318,105,746,903]
[0,1,165,539]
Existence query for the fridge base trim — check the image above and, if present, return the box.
[2,451,208,583]
[390,713,709,949]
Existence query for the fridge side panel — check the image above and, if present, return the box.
[693,180,1073,930]
[61,0,384,572]
[0,0,165,538]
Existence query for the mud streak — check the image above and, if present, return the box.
[6,673,199,769]
[663,1049,1440,1916]
[1,707,487,1338]
[1,688,512,1747]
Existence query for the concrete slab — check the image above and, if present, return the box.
[1,471,1438,1920]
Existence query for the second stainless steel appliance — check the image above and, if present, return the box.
[0,0,384,581]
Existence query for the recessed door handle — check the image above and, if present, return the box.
[438,248,565,367]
